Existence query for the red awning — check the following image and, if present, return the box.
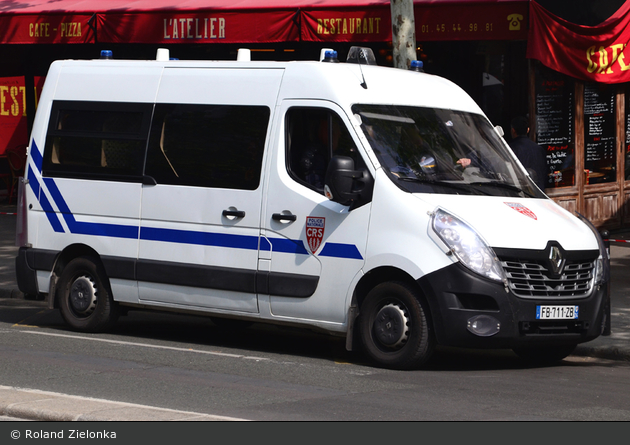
[0,0,528,45]
[413,0,528,41]
[527,0,630,84]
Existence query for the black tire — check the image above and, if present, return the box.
[57,256,119,332]
[359,281,434,370]
[512,344,576,365]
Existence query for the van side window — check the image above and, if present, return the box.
[42,101,151,180]
[286,107,361,193]
[145,104,269,190]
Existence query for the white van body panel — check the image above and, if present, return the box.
[418,194,599,251]
[51,63,163,103]
[156,67,284,105]
[24,62,59,251]
[363,169,455,280]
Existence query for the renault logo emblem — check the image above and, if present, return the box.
[549,246,565,275]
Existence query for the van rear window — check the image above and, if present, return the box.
[43,101,152,181]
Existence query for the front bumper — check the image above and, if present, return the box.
[418,262,608,349]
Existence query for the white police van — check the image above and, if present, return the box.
[15,47,610,369]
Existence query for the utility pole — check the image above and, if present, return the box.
[390,0,417,69]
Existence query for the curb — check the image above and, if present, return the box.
[573,344,630,362]
[0,386,247,422]
[0,287,24,300]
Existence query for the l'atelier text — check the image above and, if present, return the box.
[163,17,226,39]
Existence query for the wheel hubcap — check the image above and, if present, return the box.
[69,275,98,315]
[373,303,409,348]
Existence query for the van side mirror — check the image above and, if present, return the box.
[324,156,371,208]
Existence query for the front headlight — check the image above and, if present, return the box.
[593,256,604,284]
[431,208,506,283]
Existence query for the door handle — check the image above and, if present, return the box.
[222,209,246,218]
[272,212,297,222]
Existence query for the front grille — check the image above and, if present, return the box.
[501,259,595,299]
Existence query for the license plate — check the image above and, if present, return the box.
[536,305,579,320]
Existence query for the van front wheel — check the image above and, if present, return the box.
[57,256,119,332]
[359,282,434,370]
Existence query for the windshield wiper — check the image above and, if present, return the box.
[469,181,536,198]
[397,177,492,195]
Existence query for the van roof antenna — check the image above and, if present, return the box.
[347,47,376,89]
[359,53,368,89]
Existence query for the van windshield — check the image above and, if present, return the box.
[352,104,545,198]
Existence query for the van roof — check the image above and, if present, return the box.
[47,56,484,115]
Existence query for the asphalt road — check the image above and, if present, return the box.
[1,297,630,422]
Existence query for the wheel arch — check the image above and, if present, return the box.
[346,266,435,351]
[49,244,105,309]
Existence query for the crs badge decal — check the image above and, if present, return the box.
[306,216,325,254]
[504,202,537,220]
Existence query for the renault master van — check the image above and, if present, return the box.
[16,48,610,369]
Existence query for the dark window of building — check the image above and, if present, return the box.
[43,101,152,181]
[145,104,269,190]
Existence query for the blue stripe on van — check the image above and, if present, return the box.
[140,226,259,250]
[265,237,309,255]
[27,164,65,233]
[27,164,41,197]
[259,237,272,252]
[319,242,363,260]
[30,140,43,173]
[43,177,139,239]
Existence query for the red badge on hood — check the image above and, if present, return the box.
[504,202,537,220]
[306,216,325,254]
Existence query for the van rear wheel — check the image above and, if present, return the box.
[57,256,119,332]
[359,281,434,370]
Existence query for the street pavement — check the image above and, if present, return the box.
[0,200,628,421]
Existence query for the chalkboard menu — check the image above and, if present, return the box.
[584,83,616,184]
[534,65,574,188]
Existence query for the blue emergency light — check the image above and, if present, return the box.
[410,60,424,72]
[322,50,339,63]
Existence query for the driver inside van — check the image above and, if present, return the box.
[299,114,341,190]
